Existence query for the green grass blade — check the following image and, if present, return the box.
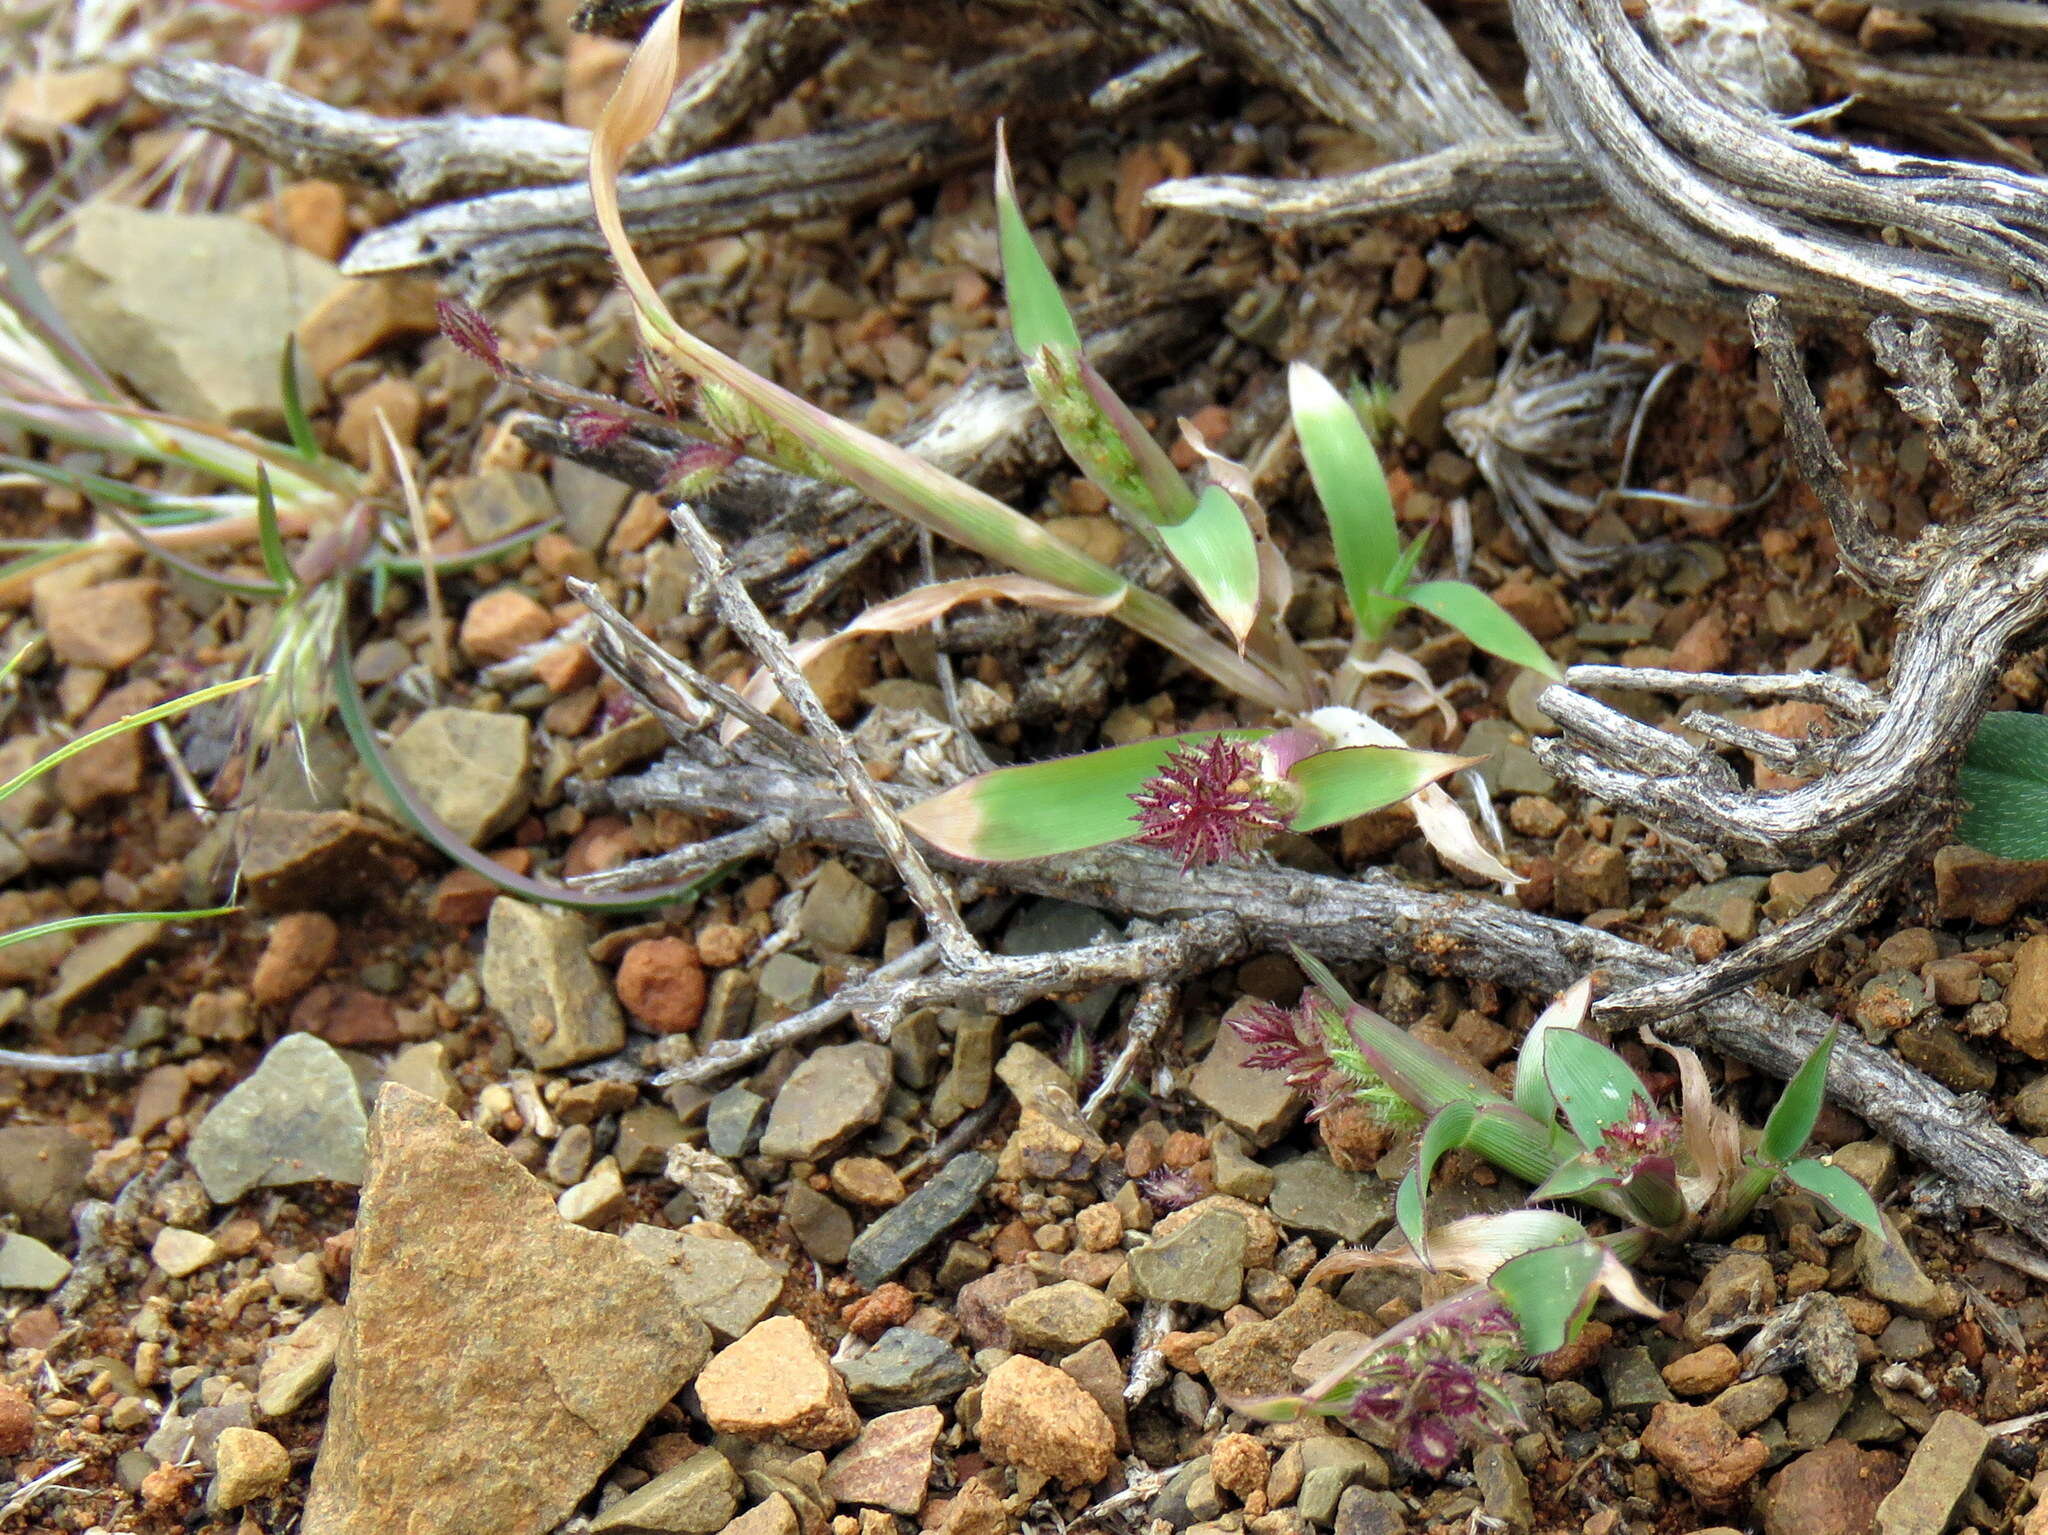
[254,467,299,594]
[1159,483,1262,646]
[1759,1024,1837,1166]
[1290,361,1398,625]
[1396,1100,1477,1255]
[0,906,235,951]
[0,676,263,805]
[1289,745,1471,832]
[1783,1157,1884,1238]
[1402,580,1561,678]
[994,125,1081,356]
[279,338,320,462]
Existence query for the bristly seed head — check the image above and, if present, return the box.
[1596,1094,1679,1166]
[1338,1300,1523,1476]
[1130,737,1296,870]
[1231,989,1342,1110]
[436,299,504,375]
[661,442,741,499]
[630,349,688,418]
[1137,1164,1208,1213]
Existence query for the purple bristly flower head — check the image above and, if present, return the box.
[1130,736,1296,870]
[1230,989,1344,1110]
[568,409,632,450]
[1596,1094,1680,1166]
[436,299,504,375]
[1137,1164,1207,1213]
[1334,1297,1525,1478]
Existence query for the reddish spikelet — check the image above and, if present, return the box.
[1130,737,1291,870]
[630,349,688,417]
[1339,1299,1523,1477]
[1596,1095,1680,1166]
[569,410,633,450]
[661,442,740,498]
[436,299,504,374]
[1230,991,1342,1110]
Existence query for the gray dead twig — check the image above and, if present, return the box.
[133,9,836,205]
[665,500,982,972]
[580,748,2048,1249]
[1535,298,2048,1022]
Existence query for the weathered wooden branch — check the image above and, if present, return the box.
[133,9,834,205]
[343,118,974,300]
[576,746,2048,1250]
[1534,298,2048,1020]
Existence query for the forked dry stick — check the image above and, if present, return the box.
[1533,296,2048,1023]
[663,499,984,971]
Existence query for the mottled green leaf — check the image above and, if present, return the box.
[1543,1029,1654,1152]
[1958,710,2048,860]
[1782,1157,1885,1239]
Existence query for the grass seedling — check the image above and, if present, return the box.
[559,3,1562,876]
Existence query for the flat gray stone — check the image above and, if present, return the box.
[0,1124,92,1241]
[1188,1002,1304,1149]
[0,1232,71,1289]
[479,898,624,1069]
[622,1225,783,1342]
[798,861,885,954]
[188,1033,368,1204]
[845,1152,997,1289]
[1266,1154,1392,1243]
[45,204,340,428]
[839,1327,975,1410]
[591,1448,739,1534]
[1874,1410,1987,1535]
[758,1043,892,1162]
[1128,1207,1246,1311]
[383,709,531,848]
[706,1088,767,1159]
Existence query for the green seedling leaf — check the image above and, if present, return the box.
[1759,1025,1838,1167]
[278,337,320,462]
[1288,362,1402,637]
[1490,1240,1603,1357]
[254,468,297,595]
[0,676,263,806]
[1490,1238,1662,1356]
[1163,487,1253,642]
[1395,1101,1477,1257]
[1543,1029,1655,1152]
[901,730,1249,862]
[1514,977,1593,1131]
[1530,1153,1618,1205]
[0,907,235,952]
[994,124,1081,356]
[1959,711,2048,859]
[1622,1155,1688,1230]
[1033,349,1196,527]
[1289,745,1472,833]
[1402,581,1562,679]
[1782,1157,1885,1239]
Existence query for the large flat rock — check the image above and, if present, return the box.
[301,1085,710,1535]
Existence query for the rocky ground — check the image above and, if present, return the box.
[6,3,2048,1535]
